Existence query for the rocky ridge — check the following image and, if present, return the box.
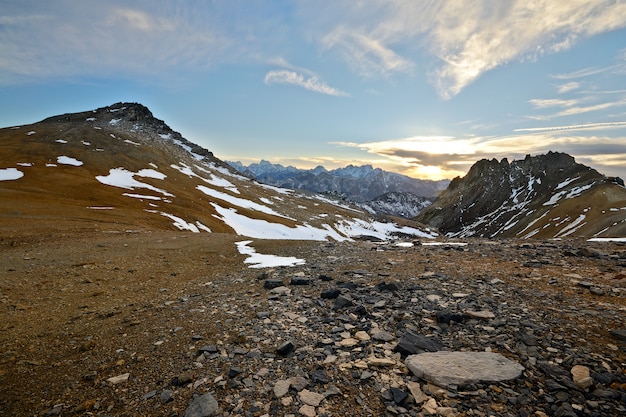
[416,152,626,239]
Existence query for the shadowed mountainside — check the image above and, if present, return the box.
[415,152,626,238]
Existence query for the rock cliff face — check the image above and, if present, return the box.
[415,152,626,238]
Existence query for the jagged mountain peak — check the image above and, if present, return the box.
[416,151,626,239]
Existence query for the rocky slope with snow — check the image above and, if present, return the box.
[415,152,626,239]
[0,102,436,242]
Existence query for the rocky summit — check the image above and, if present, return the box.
[416,152,626,239]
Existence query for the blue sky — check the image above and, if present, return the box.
[2,1,626,180]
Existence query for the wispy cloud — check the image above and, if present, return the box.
[557,82,581,94]
[552,66,614,80]
[514,121,626,133]
[264,70,348,97]
[529,99,580,109]
[311,0,626,98]
[321,27,415,78]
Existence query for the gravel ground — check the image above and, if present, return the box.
[1,231,625,416]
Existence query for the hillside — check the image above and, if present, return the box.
[415,152,626,239]
[0,102,435,242]
[227,160,449,202]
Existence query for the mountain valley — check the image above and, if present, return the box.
[0,103,625,417]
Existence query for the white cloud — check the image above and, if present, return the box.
[529,99,579,109]
[515,121,626,133]
[321,27,415,77]
[264,70,348,97]
[310,0,626,98]
[557,82,581,94]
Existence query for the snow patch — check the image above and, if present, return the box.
[198,185,292,219]
[55,139,67,144]
[236,240,305,268]
[96,167,173,196]
[160,212,200,233]
[0,168,24,181]
[57,156,83,166]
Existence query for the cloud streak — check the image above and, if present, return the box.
[334,129,626,180]
[264,70,348,97]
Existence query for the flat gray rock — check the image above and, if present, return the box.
[406,351,524,388]
[182,392,221,417]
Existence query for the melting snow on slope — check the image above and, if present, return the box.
[211,203,347,241]
[172,162,241,193]
[57,156,83,166]
[212,202,436,242]
[333,218,438,240]
[544,182,595,206]
[198,185,293,219]
[0,168,24,181]
[236,240,305,268]
[588,237,626,242]
[96,168,173,196]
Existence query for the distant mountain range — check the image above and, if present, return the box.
[227,160,448,218]
[415,152,626,238]
[2,102,624,240]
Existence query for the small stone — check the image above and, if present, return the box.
[320,288,340,299]
[609,329,626,341]
[298,404,316,417]
[333,294,353,310]
[182,391,221,417]
[310,369,329,384]
[426,294,441,303]
[354,331,370,341]
[107,373,130,384]
[290,277,311,285]
[339,338,359,347]
[371,329,395,342]
[394,331,442,356]
[589,287,605,296]
[277,340,295,356]
[271,286,291,296]
[422,398,438,414]
[142,390,158,400]
[160,389,174,403]
[264,279,283,289]
[289,376,310,391]
[227,367,242,378]
[406,381,425,404]
[299,389,325,407]
[366,356,395,367]
[464,310,495,320]
[390,387,408,405]
[274,379,291,398]
[571,365,593,389]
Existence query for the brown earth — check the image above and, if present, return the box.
[1,228,625,416]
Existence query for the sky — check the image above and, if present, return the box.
[2,1,626,181]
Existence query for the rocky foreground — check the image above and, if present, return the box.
[1,232,625,417]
